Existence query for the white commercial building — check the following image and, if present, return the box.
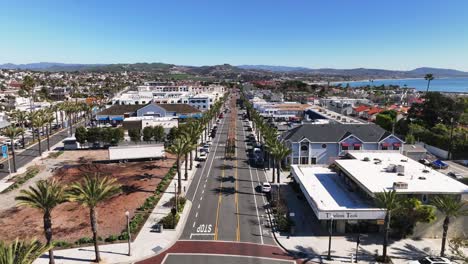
[291,151,468,233]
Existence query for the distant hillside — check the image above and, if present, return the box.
[239,65,468,78]
[0,62,104,71]
[2,62,468,79]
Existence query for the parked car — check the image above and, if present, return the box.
[431,159,448,169]
[408,256,451,264]
[447,171,463,180]
[197,152,207,161]
[261,182,271,193]
[418,159,431,166]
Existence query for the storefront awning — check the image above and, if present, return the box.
[98,117,109,121]
[393,143,401,147]
[111,117,124,121]
[353,143,362,147]
[381,143,390,147]
[341,143,350,147]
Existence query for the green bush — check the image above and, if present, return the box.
[104,234,119,243]
[1,166,40,193]
[159,212,180,229]
[53,241,71,248]
[75,237,93,245]
[118,232,129,241]
[166,196,187,212]
[275,213,292,232]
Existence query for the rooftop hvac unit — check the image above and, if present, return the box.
[385,164,396,171]
[393,181,408,189]
[396,165,405,173]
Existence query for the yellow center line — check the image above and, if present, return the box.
[214,144,225,241]
[235,158,240,241]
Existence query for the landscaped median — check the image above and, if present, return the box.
[1,165,41,194]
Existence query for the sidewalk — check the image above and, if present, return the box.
[34,156,200,264]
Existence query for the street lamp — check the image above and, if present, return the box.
[355,233,361,263]
[327,215,334,260]
[125,211,131,256]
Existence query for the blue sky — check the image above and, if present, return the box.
[1,0,468,70]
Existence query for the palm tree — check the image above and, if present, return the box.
[273,142,292,184]
[15,180,66,264]
[8,110,28,148]
[21,76,35,111]
[0,238,50,264]
[166,137,191,194]
[67,175,121,262]
[30,111,46,157]
[375,189,400,262]
[183,122,202,170]
[43,110,55,151]
[1,126,24,173]
[432,195,468,257]
[424,73,434,92]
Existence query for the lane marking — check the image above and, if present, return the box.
[241,116,264,244]
[193,222,196,228]
[190,114,227,201]
[200,196,203,201]
[198,204,200,209]
[214,140,226,241]
[202,190,204,194]
[196,212,199,218]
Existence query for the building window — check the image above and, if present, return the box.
[300,144,308,151]
[293,158,299,164]
[381,146,388,150]
[393,146,399,150]
[322,144,327,149]
[311,157,317,164]
[300,157,308,164]
[342,145,348,151]
[422,194,428,203]
[354,145,361,150]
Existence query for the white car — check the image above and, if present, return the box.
[447,171,463,180]
[408,257,451,264]
[261,182,271,193]
[198,152,207,161]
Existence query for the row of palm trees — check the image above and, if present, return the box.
[243,97,291,184]
[167,98,226,194]
[2,102,93,172]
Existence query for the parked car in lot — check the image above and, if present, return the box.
[448,171,463,180]
[261,182,271,193]
[408,256,451,264]
[418,159,431,166]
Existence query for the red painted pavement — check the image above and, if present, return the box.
[137,241,299,264]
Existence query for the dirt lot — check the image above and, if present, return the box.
[0,154,175,243]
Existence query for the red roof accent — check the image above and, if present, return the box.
[366,107,384,115]
[353,105,370,113]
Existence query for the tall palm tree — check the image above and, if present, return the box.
[375,189,400,262]
[67,175,121,262]
[424,73,434,93]
[15,180,66,264]
[30,111,46,157]
[183,122,202,170]
[1,126,24,173]
[0,238,50,264]
[43,110,55,151]
[166,137,191,193]
[8,110,28,148]
[21,76,35,112]
[273,142,292,184]
[432,195,468,257]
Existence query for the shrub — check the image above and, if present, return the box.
[75,237,93,245]
[53,241,71,248]
[166,196,186,212]
[1,166,40,193]
[104,234,119,243]
[159,212,180,229]
[118,232,129,241]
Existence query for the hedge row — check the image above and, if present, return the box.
[1,166,40,194]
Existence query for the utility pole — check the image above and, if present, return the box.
[448,117,455,160]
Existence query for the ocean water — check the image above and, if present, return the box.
[336,77,468,93]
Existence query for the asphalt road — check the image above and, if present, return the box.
[163,254,295,264]
[181,97,274,245]
[0,124,78,179]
